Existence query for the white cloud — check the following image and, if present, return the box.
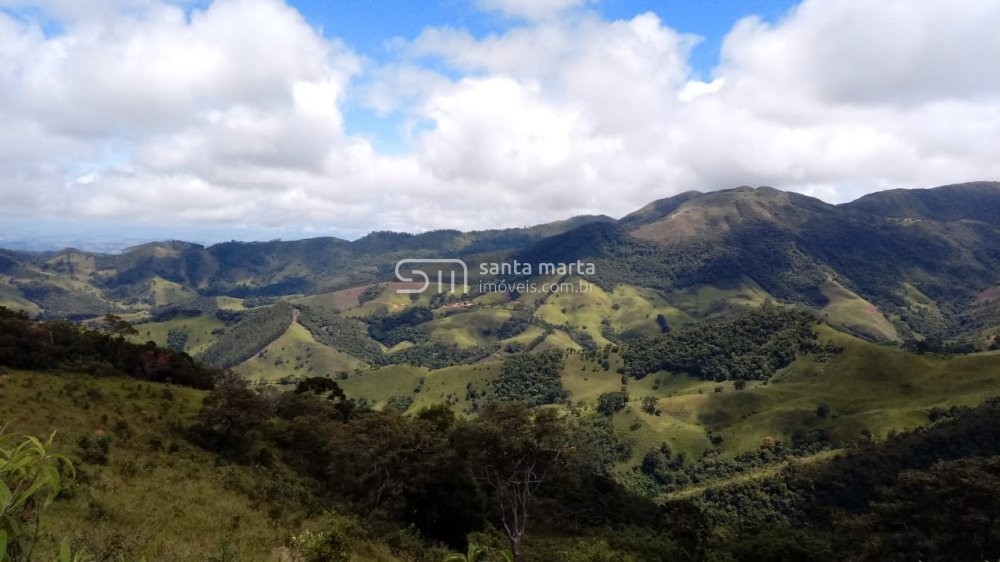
[1,0,1000,241]
[720,0,1000,106]
[475,0,593,21]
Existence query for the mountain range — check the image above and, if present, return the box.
[4,181,1000,561]
[3,181,999,343]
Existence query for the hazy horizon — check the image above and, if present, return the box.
[3,180,992,253]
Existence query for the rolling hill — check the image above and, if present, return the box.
[4,184,1000,561]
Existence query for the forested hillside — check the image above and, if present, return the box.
[3,183,1000,343]
[2,309,999,561]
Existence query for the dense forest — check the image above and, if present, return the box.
[0,306,217,388]
[622,303,834,381]
[297,305,386,365]
[690,398,1000,561]
[199,301,295,368]
[491,350,567,405]
[299,305,500,369]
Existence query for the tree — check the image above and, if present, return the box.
[192,373,269,456]
[322,410,484,546]
[416,404,458,433]
[641,396,658,415]
[655,314,671,333]
[843,456,1000,561]
[455,404,577,561]
[596,390,628,416]
[98,314,138,339]
[294,377,346,400]
[491,350,567,405]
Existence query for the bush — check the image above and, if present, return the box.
[385,395,414,412]
[596,391,628,416]
[77,434,112,464]
[641,396,658,415]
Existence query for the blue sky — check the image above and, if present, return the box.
[290,0,798,78]
[297,0,799,154]
[0,0,998,251]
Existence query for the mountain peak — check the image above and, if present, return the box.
[123,240,205,257]
[626,185,832,242]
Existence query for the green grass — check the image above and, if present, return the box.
[424,307,511,347]
[534,279,614,346]
[686,326,1000,456]
[42,251,99,282]
[661,448,845,502]
[235,320,367,383]
[0,279,42,317]
[292,283,430,318]
[662,278,769,319]
[817,279,899,342]
[0,371,291,561]
[534,329,582,352]
[215,296,246,310]
[150,276,199,307]
[130,315,226,356]
[900,282,943,316]
[0,370,418,561]
[554,323,1000,465]
[291,286,368,315]
[232,282,1000,472]
[343,288,418,318]
[607,285,691,336]
[336,359,505,415]
[613,406,712,463]
[410,360,504,414]
[562,352,622,404]
[500,323,547,348]
[339,364,431,407]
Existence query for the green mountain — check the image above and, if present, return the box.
[3,183,1000,376]
[521,182,1000,340]
[4,183,1000,561]
[2,304,1000,561]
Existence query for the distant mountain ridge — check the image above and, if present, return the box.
[2,182,999,340]
[533,182,999,326]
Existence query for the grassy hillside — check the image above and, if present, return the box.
[423,308,511,347]
[4,302,1000,562]
[0,371,292,561]
[609,325,1000,461]
[277,305,1000,470]
[236,320,367,383]
[817,279,899,342]
[0,279,42,316]
[130,314,226,356]
[149,276,199,307]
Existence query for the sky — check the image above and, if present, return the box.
[0,0,999,250]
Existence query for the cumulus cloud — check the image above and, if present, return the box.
[1,0,999,241]
[412,0,1000,208]
[475,0,594,21]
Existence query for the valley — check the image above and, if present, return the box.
[3,182,1000,561]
